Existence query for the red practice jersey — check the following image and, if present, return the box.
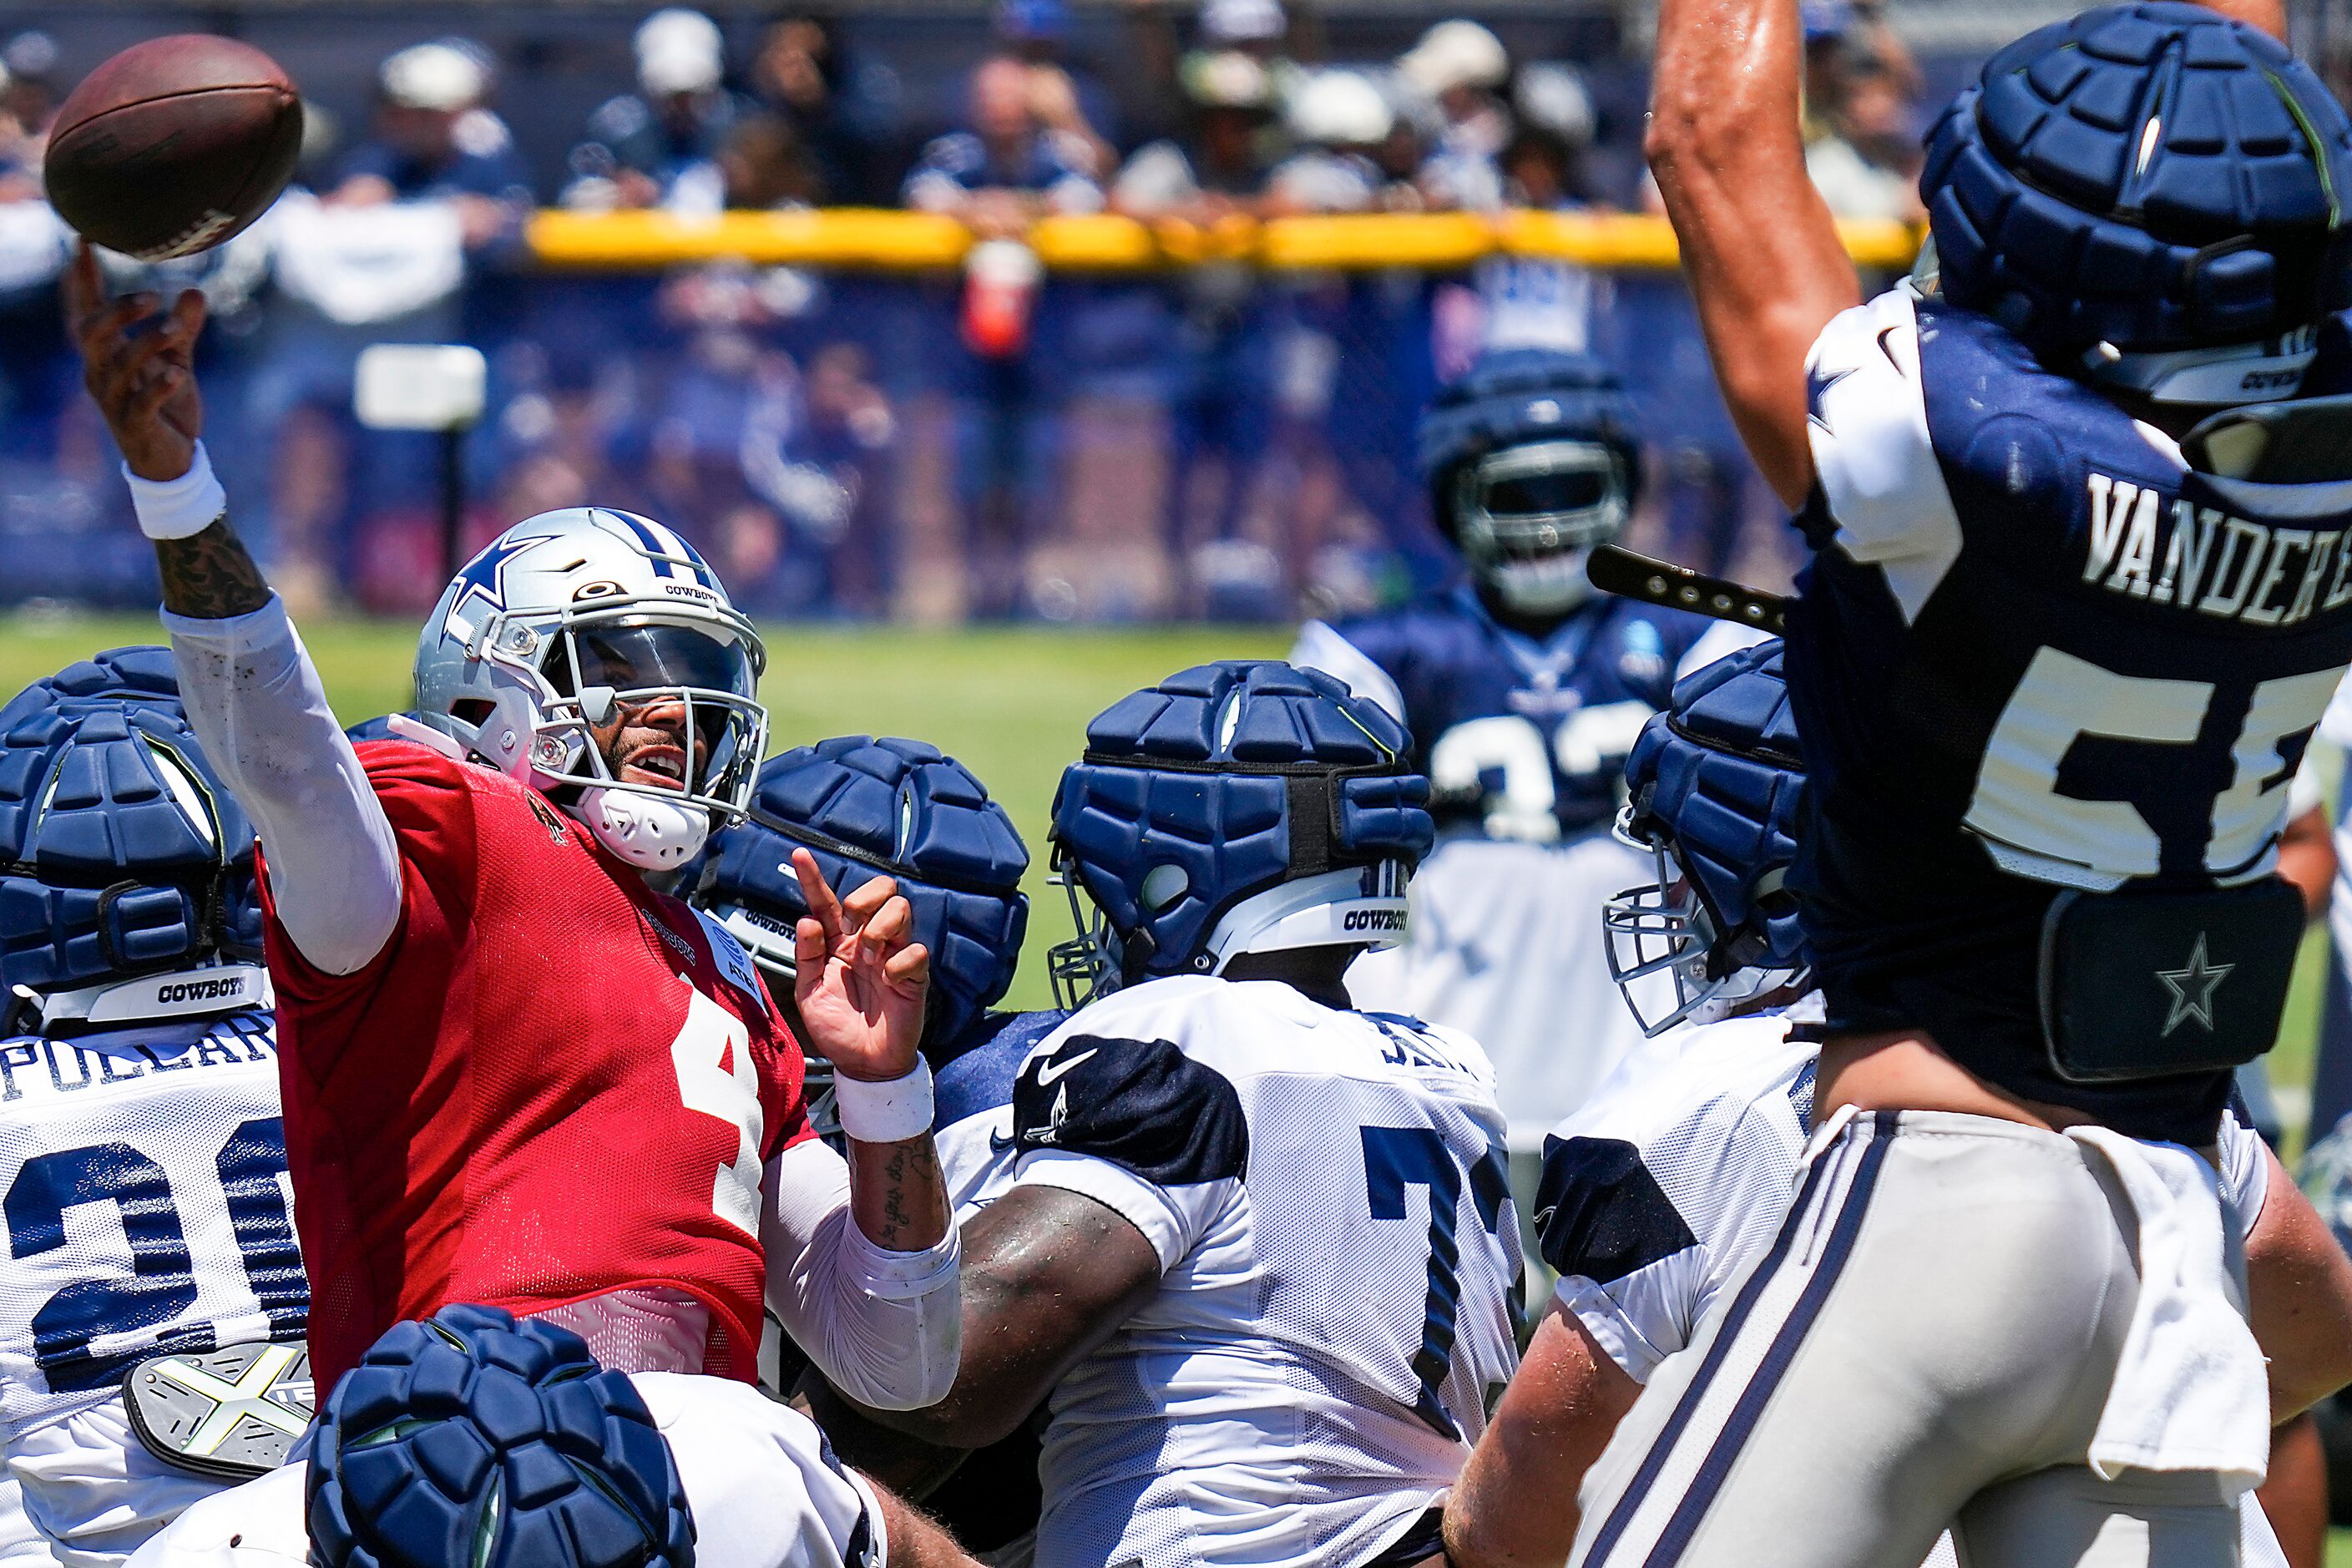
[258,740,811,1393]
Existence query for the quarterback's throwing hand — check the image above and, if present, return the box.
[63,242,205,483]
[790,847,931,1085]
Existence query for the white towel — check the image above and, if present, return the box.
[2065,1125,2270,1496]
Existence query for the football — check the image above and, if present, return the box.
[43,35,301,262]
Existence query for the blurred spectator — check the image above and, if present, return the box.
[1399,20,1511,210]
[326,41,532,251]
[1199,0,1292,69]
[1458,63,1611,363]
[1804,58,1924,220]
[719,114,824,210]
[1267,69,1399,215]
[750,13,903,205]
[566,9,747,212]
[902,54,1105,235]
[1,33,58,141]
[1800,0,1925,221]
[1111,51,1279,222]
[0,52,68,465]
[991,0,1120,176]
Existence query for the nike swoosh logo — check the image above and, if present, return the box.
[989,1129,1017,1151]
[1032,1048,1098,1088]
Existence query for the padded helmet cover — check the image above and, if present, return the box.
[0,646,261,999]
[696,736,1029,1049]
[1923,2,2352,364]
[1051,660,1434,984]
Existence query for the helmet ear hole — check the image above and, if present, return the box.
[1141,863,1190,912]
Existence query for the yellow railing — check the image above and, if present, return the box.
[525,207,1923,273]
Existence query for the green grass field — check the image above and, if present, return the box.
[17,611,2352,1560]
[0,613,1289,1012]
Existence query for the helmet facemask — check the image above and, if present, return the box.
[1453,438,1630,615]
[461,597,768,867]
[1601,817,1808,1038]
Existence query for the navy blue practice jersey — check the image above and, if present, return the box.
[1294,585,1719,842]
[1792,286,2352,1141]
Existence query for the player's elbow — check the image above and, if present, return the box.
[1643,84,1742,185]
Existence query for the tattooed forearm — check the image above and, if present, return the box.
[157,517,271,620]
[850,1134,951,1252]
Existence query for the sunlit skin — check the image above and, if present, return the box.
[586,693,708,792]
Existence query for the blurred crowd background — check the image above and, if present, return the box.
[0,0,2161,621]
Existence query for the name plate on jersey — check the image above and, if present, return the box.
[124,1341,314,1480]
[2038,880,2302,1082]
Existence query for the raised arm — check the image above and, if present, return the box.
[1646,0,1861,506]
[64,242,401,976]
[762,853,963,1409]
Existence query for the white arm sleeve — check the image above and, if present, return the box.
[162,597,401,977]
[760,1138,961,1411]
[1805,289,1964,622]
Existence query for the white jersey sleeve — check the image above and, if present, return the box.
[162,598,401,976]
[1535,1014,1817,1383]
[1287,621,1408,726]
[633,1373,880,1568]
[1803,287,1963,621]
[759,1139,960,1412]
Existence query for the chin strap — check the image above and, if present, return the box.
[576,786,711,870]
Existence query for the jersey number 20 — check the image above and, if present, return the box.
[6,1119,305,1394]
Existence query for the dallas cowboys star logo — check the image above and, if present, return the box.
[1806,362,1856,432]
[2156,933,2233,1037]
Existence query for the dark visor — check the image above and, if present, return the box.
[1485,468,1612,516]
[545,625,751,698]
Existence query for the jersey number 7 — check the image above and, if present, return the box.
[1360,1125,1513,1439]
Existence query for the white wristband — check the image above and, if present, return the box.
[833,1057,935,1145]
[124,441,227,541]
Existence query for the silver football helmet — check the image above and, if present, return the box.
[413,508,769,870]
[1451,438,1630,615]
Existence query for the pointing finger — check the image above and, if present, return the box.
[792,848,845,946]
[62,241,101,335]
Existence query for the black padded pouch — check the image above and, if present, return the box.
[2039,878,2304,1083]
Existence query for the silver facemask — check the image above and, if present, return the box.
[1453,439,1631,614]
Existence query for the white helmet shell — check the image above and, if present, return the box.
[414,507,770,866]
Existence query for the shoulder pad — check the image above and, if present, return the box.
[1011,1029,1248,1187]
[1534,1133,1699,1285]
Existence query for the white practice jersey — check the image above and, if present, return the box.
[1004,977,1520,1568]
[0,1475,59,1565]
[1345,832,1661,1152]
[124,1371,881,1568]
[1536,1000,2279,1568]
[0,1012,303,1565]
[1295,613,1759,1150]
